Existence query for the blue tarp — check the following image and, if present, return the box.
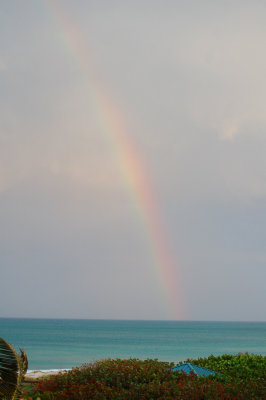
[171,363,218,377]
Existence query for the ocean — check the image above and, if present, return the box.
[0,319,265,371]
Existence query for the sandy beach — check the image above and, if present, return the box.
[25,370,68,382]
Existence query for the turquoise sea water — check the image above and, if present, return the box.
[0,319,265,370]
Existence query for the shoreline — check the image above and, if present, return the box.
[25,369,70,381]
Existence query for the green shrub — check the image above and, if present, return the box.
[22,354,266,400]
[187,353,265,381]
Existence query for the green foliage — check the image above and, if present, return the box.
[22,354,266,400]
[186,353,265,381]
[186,353,266,398]
[0,337,28,400]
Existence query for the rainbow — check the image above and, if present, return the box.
[46,2,183,320]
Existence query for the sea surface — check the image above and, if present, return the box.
[0,319,265,370]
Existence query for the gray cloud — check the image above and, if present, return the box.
[0,0,265,321]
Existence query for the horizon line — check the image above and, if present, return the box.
[0,317,265,323]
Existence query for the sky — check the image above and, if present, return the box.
[0,0,265,321]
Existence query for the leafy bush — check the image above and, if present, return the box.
[186,353,266,399]
[187,353,265,381]
[22,354,266,400]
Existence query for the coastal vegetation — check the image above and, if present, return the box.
[22,353,265,399]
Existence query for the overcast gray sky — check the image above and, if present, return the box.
[0,0,265,321]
